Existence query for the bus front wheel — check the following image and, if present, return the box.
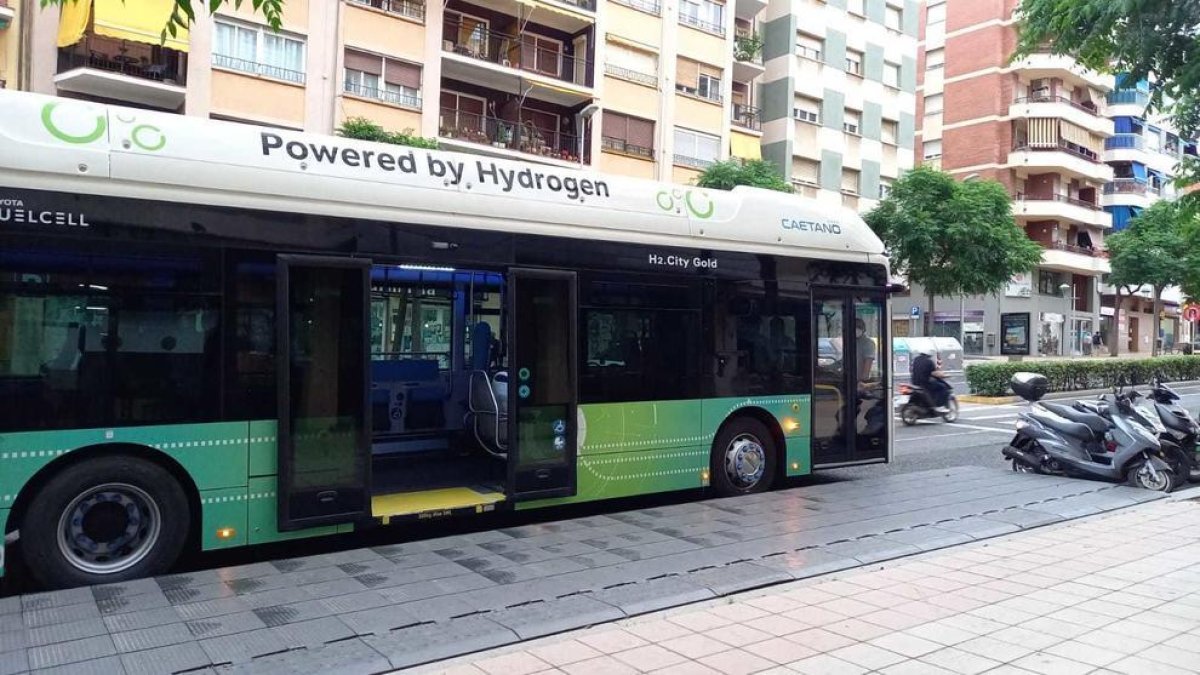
[21,455,190,590]
[711,418,777,497]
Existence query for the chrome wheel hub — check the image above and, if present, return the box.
[724,434,766,489]
[57,483,161,575]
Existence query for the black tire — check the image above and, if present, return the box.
[900,405,919,426]
[710,418,777,497]
[942,398,960,423]
[1125,460,1175,493]
[21,455,190,590]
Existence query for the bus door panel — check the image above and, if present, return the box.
[811,291,851,464]
[506,269,578,500]
[277,255,372,531]
[852,295,888,461]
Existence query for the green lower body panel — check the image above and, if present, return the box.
[0,508,9,577]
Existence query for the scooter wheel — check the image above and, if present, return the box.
[1011,459,1037,474]
[1126,461,1176,493]
[900,405,920,426]
[941,399,959,423]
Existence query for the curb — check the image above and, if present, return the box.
[961,379,1200,405]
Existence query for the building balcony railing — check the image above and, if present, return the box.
[1012,95,1102,117]
[439,107,582,163]
[1104,178,1160,196]
[675,82,722,104]
[58,34,187,85]
[346,0,426,21]
[1016,192,1101,210]
[604,63,657,87]
[601,135,654,159]
[1106,89,1149,107]
[1048,240,1106,258]
[732,103,761,130]
[213,54,305,84]
[611,0,660,13]
[1106,133,1145,151]
[442,22,593,87]
[678,12,725,37]
[674,153,715,169]
[548,0,598,11]
[1012,139,1101,163]
[344,81,421,110]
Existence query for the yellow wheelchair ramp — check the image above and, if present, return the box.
[371,486,505,523]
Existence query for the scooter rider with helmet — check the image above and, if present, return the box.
[911,346,952,413]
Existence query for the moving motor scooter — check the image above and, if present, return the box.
[895,383,959,425]
[1002,373,1177,492]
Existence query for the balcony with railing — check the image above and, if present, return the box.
[1105,133,1145,151]
[439,107,583,163]
[673,153,716,169]
[1010,139,1113,182]
[347,0,426,21]
[441,19,594,100]
[611,0,660,14]
[601,136,653,159]
[1104,178,1158,196]
[732,32,764,81]
[1042,239,1112,274]
[1017,47,1114,91]
[604,63,657,87]
[55,34,188,109]
[1010,95,1111,137]
[344,81,422,110]
[1015,192,1109,227]
[678,11,725,37]
[732,103,761,131]
[1106,89,1149,108]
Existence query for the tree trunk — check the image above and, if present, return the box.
[1110,292,1123,357]
[925,290,935,337]
[1152,286,1164,356]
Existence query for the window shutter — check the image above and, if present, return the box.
[385,59,421,88]
[676,58,700,89]
[602,111,629,140]
[345,49,381,75]
[627,117,654,148]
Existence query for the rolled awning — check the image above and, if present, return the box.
[730,132,761,160]
[60,0,189,52]
[515,0,592,22]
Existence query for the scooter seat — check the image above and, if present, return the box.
[1039,402,1109,436]
[1029,409,1096,440]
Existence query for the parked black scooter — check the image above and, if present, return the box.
[1002,373,1177,492]
[1134,377,1200,482]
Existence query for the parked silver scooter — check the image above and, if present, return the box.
[1002,373,1177,492]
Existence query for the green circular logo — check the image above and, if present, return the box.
[685,190,715,219]
[655,190,674,211]
[132,124,166,151]
[518,367,531,381]
[518,385,531,399]
[41,102,107,145]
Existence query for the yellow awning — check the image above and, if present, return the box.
[57,0,92,48]
[606,33,657,52]
[731,132,761,160]
[94,0,189,52]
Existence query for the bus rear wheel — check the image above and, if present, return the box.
[711,418,777,497]
[21,455,190,590]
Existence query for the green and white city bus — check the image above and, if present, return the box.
[0,91,892,589]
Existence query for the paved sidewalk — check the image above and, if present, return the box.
[419,493,1200,675]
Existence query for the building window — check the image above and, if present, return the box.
[676,58,722,103]
[847,0,864,16]
[796,33,823,61]
[923,139,942,159]
[602,111,655,159]
[605,40,658,87]
[881,119,898,144]
[883,61,900,88]
[925,93,943,115]
[844,108,861,135]
[673,127,720,167]
[925,48,944,70]
[793,95,820,124]
[346,0,426,21]
[679,0,725,36]
[926,2,945,26]
[214,20,306,83]
[344,49,421,108]
[793,157,819,185]
[879,178,893,198]
[885,5,902,31]
[841,168,861,194]
[845,48,863,76]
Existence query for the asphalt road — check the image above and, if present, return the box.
[829,381,1200,479]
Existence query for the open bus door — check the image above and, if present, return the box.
[811,289,889,467]
[506,269,579,500]
[276,255,372,530]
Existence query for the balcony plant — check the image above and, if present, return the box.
[734,33,762,62]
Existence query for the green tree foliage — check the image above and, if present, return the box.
[694,159,793,193]
[42,0,284,39]
[337,117,438,150]
[1105,200,1190,355]
[1013,0,1200,205]
[864,166,1043,335]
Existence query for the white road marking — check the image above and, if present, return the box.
[896,428,1013,443]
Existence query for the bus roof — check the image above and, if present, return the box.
[0,91,887,264]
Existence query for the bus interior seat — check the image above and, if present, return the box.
[468,370,507,458]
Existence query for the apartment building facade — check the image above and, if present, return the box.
[908,0,1114,358]
[759,0,919,213]
[1100,77,1199,353]
[23,0,768,184]
[0,0,17,89]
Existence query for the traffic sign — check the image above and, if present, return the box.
[910,305,921,319]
